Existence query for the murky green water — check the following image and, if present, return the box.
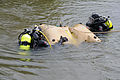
[0,0,120,80]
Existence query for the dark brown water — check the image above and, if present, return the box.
[0,0,120,80]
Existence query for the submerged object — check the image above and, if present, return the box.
[39,24,76,45]
[69,24,101,43]
[39,24,101,46]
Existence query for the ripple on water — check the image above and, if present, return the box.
[0,0,120,80]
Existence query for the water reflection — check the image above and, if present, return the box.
[0,50,48,77]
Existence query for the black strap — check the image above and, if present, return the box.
[18,32,25,40]
[20,41,31,46]
[105,26,113,31]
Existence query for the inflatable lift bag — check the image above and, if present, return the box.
[39,24,101,46]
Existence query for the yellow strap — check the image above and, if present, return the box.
[65,30,76,44]
[36,30,52,49]
[65,30,72,39]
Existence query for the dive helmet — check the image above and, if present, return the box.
[89,14,100,23]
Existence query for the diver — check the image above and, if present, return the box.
[18,26,48,50]
[86,13,113,32]
[18,26,68,50]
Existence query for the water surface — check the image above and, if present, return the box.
[0,0,120,80]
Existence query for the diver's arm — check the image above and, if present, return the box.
[57,36,68,45]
